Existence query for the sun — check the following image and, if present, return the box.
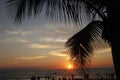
[67,64,73,69]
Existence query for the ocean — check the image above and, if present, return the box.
[0,68,116,80]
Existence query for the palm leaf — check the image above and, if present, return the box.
[7,0,105,24]
[66,21,102,71]
[7,0,46,22]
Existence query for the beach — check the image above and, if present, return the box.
[0,68,116,80]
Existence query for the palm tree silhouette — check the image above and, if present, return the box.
[7,0,120,79]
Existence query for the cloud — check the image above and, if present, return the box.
[49,50,71,61]
[94,48,111,58]
[18,39,29,43]
[39,37,66,43]
[0,38,12,43]
[96,48,111,54]
[5,30,19,34]
[0,38,30,44]
[51,53,68,57]
[49,50,68,57]
[29,43,59,49]
[5,29,33,37]
[30,44,51,49]
[16,56,46,60]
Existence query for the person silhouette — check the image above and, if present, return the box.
[37,76,40,80]
[31,75,36,80]
[84,74,89,80]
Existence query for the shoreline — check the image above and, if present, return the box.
[0,73,116,80]
[0,68,116,80]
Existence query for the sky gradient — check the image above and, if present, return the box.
[0,0,114,69]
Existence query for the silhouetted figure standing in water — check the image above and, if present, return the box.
[84,74,89,80]
[37,76,40,80]
[52,77,55,80]
[62,77,67,80]
[101,77,104,80]
[45,76,48,80]
[71,74,74,80]
[31,75,36,80]
[109,73,115,79]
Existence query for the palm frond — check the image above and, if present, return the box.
[7,0,105,24]
[66,21,102,70]
[7,0,82,23]
[84,0,107,19]
[7,0,46,22]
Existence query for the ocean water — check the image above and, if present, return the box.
[0,68,115,80]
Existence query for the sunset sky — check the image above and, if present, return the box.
[0,0,114,70]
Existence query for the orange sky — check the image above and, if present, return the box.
[0,46,114,69]
[0,1,114,69]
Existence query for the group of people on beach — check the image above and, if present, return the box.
[31,75,56,80]
[105,73,115,79]
[83,73,115,80]
[31,73,115,80]
[31,75,40,80]
[30,75,66,80]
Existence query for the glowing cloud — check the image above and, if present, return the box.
[5,29,33,37]
[96,48,111,54]
[0,38,29,43]
[29,43,62,49]
[16,56,46,60]
[29,43,56,49]
[49,50,68,57]
[51,53,68,57]
[39,37,66,43]
[5,30,19,34]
